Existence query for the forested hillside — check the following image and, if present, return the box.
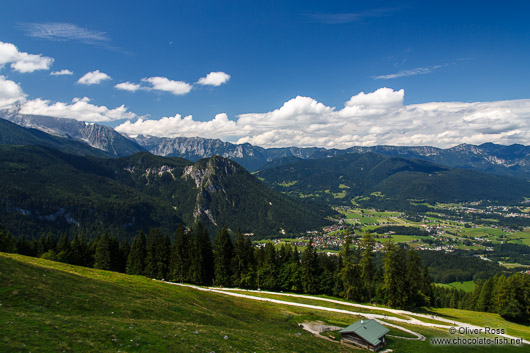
[0,145,331,239]
[256,153,530,206]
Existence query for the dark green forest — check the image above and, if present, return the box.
[256,153,530,206]
[0,145,331,239]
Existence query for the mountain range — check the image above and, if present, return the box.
[2,108,530,238]
[2,108,530,177]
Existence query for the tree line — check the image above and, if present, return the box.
[3,223,527,321]
[433,273,530,323]
[1,225,436,310]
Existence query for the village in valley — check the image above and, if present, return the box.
[259,202,530,272]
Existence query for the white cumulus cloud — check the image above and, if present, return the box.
[115,82,144,92]
[0,75,27,108]
[117,113,237,138]
[50,69,73,76]
[142,76,192,95]
[77,70,111,85]
[115,87,530,149]
[197,71,231,86]
[20,97,136,123]
[0,41,54,73]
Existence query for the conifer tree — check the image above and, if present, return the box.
[145,228,170,279]
[0,226,16,253]
[339,236,363,300]
[383,242,408,308]
[231,230,255,288]
[301,237,318,293]
[197,223,214,285]
[69,233,90,267]
[214,228,234,287]
[360,232,375,303]
[475,278,493,312]
[127,230,146,275]
[169,225,190,283]
[94,233,112,270]
[406,249,423,307]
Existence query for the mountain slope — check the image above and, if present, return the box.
[0,146,330,238]
[0,252,355,353]
[0,118,110,157]
[255,153,530,205]
[0,109,145,157]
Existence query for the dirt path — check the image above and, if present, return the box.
[163,282,425,341]
[213,287,530,345]
[163,282,529,345]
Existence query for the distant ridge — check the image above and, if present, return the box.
[0,118,110,158]
[2,107,530,176]
[0,108,145,157]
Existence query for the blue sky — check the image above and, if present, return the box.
[1,0,530,148]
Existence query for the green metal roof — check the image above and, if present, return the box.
[339,319,390,346]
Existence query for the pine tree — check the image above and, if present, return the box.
[198,224,214,285]
[214,228,234,287]
[94,233,112,270]
[360,232,375,303]
[169,225,190,283]
[69,233,90,267]
[406,249,423,307]
[475,278,493,312]
[301,237,318,294]
[383,242,408,308]
[231,230,255,288]
[145,228,170,279]
[0,226,16,253]
[127,230,146,275]
[339,236,363,300]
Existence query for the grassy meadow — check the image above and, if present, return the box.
[1,252,529,352]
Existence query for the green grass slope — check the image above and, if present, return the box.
[2,253,529,352]
[0,253,357,352]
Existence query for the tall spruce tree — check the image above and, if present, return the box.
[214,228,234,287]
[145,228,170,279]
[198,224,214,285]
[301,237,318,294]
[0,226,16,253]
[383,242,408,308]
[94,233,112,270]
[126,230,146,275]
[231,230,255,288]
[169,225,190,283]
[360,232,375,303]
[339,236,363,300]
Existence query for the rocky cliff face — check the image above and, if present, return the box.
[0,110,145,157]
[135,135,270,171]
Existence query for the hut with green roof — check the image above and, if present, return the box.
[338,319,389,351]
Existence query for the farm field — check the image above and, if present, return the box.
[436,281,476,292]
